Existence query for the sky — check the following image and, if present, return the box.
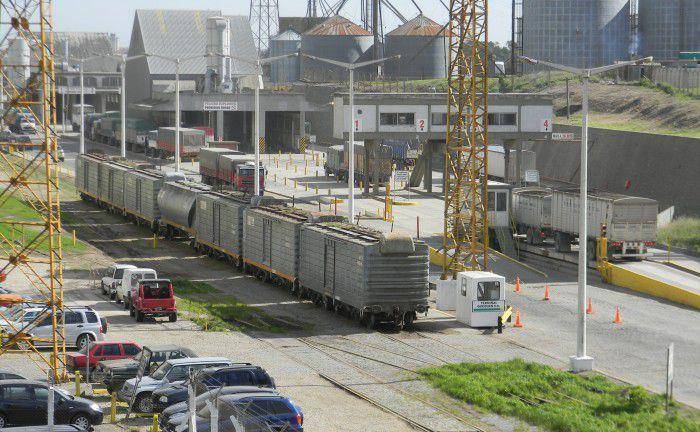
[54,0,513,47]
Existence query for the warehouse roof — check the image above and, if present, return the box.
[54,31,117,59]
[129,9,257,76]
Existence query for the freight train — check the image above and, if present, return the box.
[75,153,429,329]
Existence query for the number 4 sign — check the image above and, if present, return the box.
[541,118,553,132]
[416,118,427,132]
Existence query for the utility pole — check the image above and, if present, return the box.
[566,77,571,119]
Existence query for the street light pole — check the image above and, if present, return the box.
[120,59,126,158]
[79,62,84,154]
[518,55,652,373]
[299,53,399,221]
[175,58,181,172]
[254,59,261,196]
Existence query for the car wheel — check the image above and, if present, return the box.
[129,306,135,317]
[71,413,91,430]
[0,413,7,428]
[76,334,92,350]
[110,291,116,300]
[169,313,177,323]
[135,392,153,413]
[136,311,144,322]
[123,297,129,310]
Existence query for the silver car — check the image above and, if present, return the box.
[21,306,106,350]
[119,357,231,414]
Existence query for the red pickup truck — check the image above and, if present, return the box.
[130,279,177,323]
[66,340,141,373]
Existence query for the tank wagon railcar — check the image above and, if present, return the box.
[299,224,429,328]
[157,181,211,239]
[75,156,431,329]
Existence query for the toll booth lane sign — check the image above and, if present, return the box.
[472,300,505,313]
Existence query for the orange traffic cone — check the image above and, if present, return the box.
[515,277,521,293]
[613,306,622,324]
[543,284,550,301]
[514,309,523,327]
[586,297,594,314]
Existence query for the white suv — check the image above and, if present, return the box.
[116,268,157,308]
[27,306,106,350]
[101,264,137,299]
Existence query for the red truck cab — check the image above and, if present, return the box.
[130,279,177,323]
[66,341,141,373]
[235,163,265,194]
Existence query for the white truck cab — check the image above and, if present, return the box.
[117,268,157,307]
[101,264,137,299]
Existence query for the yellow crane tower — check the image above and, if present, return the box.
[0,0,65,382]
[443,0,490,278]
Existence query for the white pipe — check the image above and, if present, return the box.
[577,75,589,359]
[254,60,261,196]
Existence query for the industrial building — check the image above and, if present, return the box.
[384,15,448,80]
[519,0,700,70]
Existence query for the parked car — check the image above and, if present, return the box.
[130,279,177,323]
[116,268,157,307]
[0,380,103,429]
[152,363,275,413]
[159,387,278,432]
[5,306,107,350]
[118,357,231,414]
[93,345,196,393]
[192,393,304,432]
[0,369,25,380]
[100,264,136,299]
[66,340,141,374]
[0,307,44,332]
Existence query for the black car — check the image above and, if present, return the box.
[0,380,103,429]
[159,387,278,432]
[152,364,275,413]
[92,345,196,392]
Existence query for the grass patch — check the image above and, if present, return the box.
[173,279,284,333]
[659,217,700,253]
[420,359,699,432]
[1,196,87,253]
[556,114,700,139]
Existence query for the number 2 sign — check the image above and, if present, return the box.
[416,118,427,132]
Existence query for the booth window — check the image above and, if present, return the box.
[477,281,500,301]
[380,112,415,126]
[487,192,508,211]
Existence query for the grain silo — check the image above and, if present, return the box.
[300,15,373,81]
[385,15,447,80]
[639,0,700,62]
[5,38,30,89]
[270,29,301,83]
[522,0,630,71]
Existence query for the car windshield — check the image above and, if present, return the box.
[55,387,74,400]
[150,361,172,380]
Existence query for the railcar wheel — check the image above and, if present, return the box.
[364,313,377,330]
[403,312,416,330]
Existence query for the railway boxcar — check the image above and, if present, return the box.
[512,187,552,245]
[243,206,309,286]
[123,168,167,228]
[157,181,211,238]
[298,224,429,328]
[75,153,106,200]
[194,191,250,264]
[550,189,658,260]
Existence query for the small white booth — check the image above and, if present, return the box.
[455,271,506,328]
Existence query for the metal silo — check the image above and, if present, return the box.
[5,38,30,89]
[300,15,373,81]
[270,29,301,83]
[639,0,700,62]
[522,0,630,71]
[385,15,447,80]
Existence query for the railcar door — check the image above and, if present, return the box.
[262,218,272,266]
[323,239,336,297]
[135,179,142,213]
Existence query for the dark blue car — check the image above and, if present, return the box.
[195,392,303,432]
